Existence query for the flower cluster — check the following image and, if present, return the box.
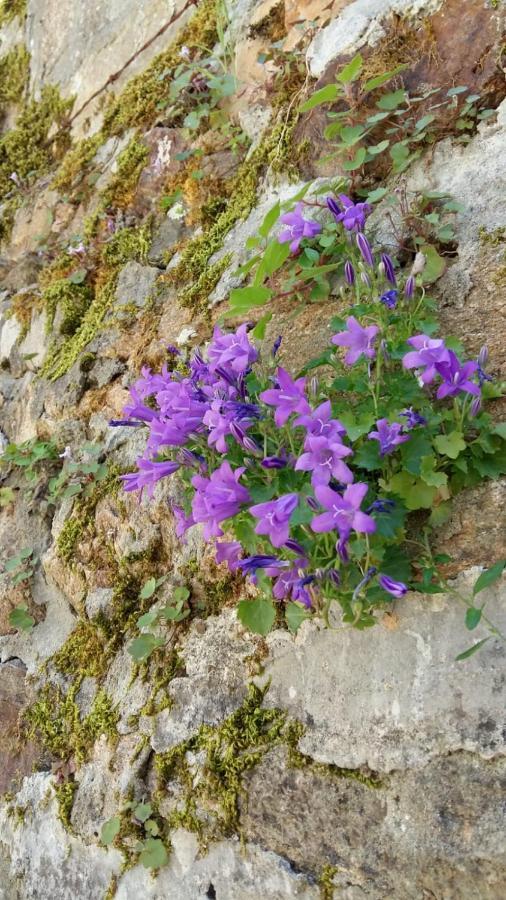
[113,191,499,637]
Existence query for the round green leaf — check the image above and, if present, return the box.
[237,598,276,636]
[139,838,168,869]
[101,816,121,846]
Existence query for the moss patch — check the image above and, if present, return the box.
[0,44,30,109]
[0,0,26,26]
[24,683,118,764]
[53,619,110,679]
[52,133,102,193]
[54,781,78,830]
[101,0,220,137]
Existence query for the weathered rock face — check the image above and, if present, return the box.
[1,0,505,897]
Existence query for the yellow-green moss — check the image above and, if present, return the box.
[24,684,119,764]
[0,85,72,201]
[52,133,102,192]
[99,136,149,213]
[0,0,26,26]
[53,619,109,679]
[56,465,121,562]
[479,225,505,246]
[54,781,78,830]
[43,278,93,335]
[40,222,151,380]
[0,44,30,108]
[319,865,338,900]
[101,0,220,137]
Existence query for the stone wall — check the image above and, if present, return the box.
[0,0,505,897]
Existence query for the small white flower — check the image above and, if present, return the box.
[59,446,72,461]
[167,201,186,221]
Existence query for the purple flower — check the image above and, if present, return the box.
[249,493,299,548]
[173,505,195,540]
[272,563,312,607]
[109,418,144,428]
[272,335,282,357]
[261,455,289,469]
[207,324,258,374]
[215,541,242,570]
[380,253,397,286]
[260,367,310,426]
[356,232,374,267]
[380,289,398,309]
[402,334,450,385]
[366,498,396,514]
[344,260,355,285]
[331,316,379,366]
[404,275,415,299]
[236,555,287,574]
[326,195,371,231]
[399,408,427,429]
[352,566,377,601]
[278,202,322,253]
[295,435,353,486]
[191,462,250,539]
[295,400,346,441]
[311,482,376,542]
[378,574,408,598]
[368,419,410,456]
[121,457,180,498]
[435,352,480,399]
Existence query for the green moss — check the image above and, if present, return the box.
[52,133,102,192]
[54,781,78,830]
[101,0,220,137]
[0,44,30,108]
[319,865,338,900]
[40,221,150,380]
[0,85,72,203]
[43,278,93,335]
[479,225,505,246]
[53,619,109,679]
[139,650,184,716]
[99,136,149,213]
[0,0,26,26]
[56,466,121,562]
[24,684,118,764]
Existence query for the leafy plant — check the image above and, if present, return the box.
[1,439,108,504]
[127,581,190,661]
[101,800,168,869]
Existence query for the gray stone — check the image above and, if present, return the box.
[113,261,159,318]
[147,215,186,267]
[259,569,506,772]
[307,0,444,77]
[0,316,21,363]
[0,773,122,899]
[85,588,114,619]
[17,308,47,370]
[150,610,258,753]
[103,646,152,734]
[242,746,506,898]
[115,829,319,899]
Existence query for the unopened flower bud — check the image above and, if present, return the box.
[470,396,482,417]
[478,345,488,367]
[328,569,341,587]
[380,253,397,286]
[344,260,355,285]
[284,539,306,556]
[356,232,374,267]
[410,252,426,276]
[360,271,371,288]
[243,436,262,454]
[404,275,415,299]
[309,376,319,398]
[306,496,319,511]
[230,421,246,444]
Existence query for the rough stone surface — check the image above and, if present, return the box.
[259,571,506,771]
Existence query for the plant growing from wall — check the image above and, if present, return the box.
[113,190,505,658]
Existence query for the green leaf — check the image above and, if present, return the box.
[473,560,506,596]
[342,147,366,171]
[434,431,466,459]
[367,140,389,155]
[419,243,446,284]
[101,816,121,845]
[465,607,482,630]
[259,202,280,238]
[455,638,490,661]
[337,53,363,84]
[9,605,35,632]
[428,501,452,526]
[172,586,190,603]
[134,802,152,823]
[340,125,366,146]
[366,187,388,203]
[363,65,407,92]
[67,267,87,285]
[137,609,159,629]
[139,838,168,870]
[299,83,340,112]
[420,456,448,488]
[144,820,159,836]
[229,286,272,311]
[377,89,406,110]
[354,441,383,471]
[339,412,374,441]
[260,239,291,278]
[387,472,437,510]
[140,577,157,600]
[237,598,276,636]
[128,634,164,661]
[415,113,436,131]
[401,432,433,475]
[286,602,310,634]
